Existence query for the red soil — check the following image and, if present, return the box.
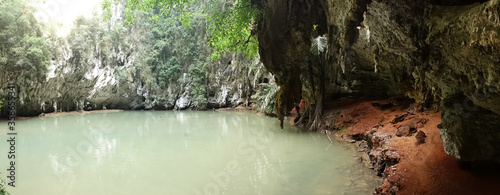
[322,97,500,194]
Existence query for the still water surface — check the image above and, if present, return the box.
[0,111,381,194]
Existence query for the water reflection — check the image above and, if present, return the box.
[0,111,381,194]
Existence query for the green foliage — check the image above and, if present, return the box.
[116,67,128,82]
[188,60,208,109]
[102,0,260,60]
[73,1,214,109]
[205,0,259,60]
[102,0,194,26]
[68,15,119,67]
[157,57,181,86]
[0,98,3,113]
[66,11,152,79]
[140,4,211,88]
[0,0,52,82]
[310,35,327,56]
[0,171,8,195]
[336,128,349,136]
[0,186,7,195]
[251,82,279,114]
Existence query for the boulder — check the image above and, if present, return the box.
[415,130,427,145]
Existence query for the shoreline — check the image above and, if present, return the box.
[5,101,498,193]
[0,106,256,122]
[40,109,125,118]
[317,97,500,194]
[0,109,125,122]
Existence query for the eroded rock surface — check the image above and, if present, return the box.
[1,46,269,116]
[255,0,500,162]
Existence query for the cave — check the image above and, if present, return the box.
[2,0,500,194]
[254,0,500,193]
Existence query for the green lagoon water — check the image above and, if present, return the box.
[0,111,381,194]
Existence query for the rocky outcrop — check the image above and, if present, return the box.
[1,51,267,116]
[254,0,500,162]
[395,118,428,137]
[441,94,500,163]
[0,3,273,117]
[256,0,321,120]
[206,56,263,108]
[353,130,399,177]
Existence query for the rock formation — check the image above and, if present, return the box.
[254,0,500,162]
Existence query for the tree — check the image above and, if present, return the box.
[0,0,51,83]
[140,3,208,88]
[101,0,260,60]
[307,35,327,131]
[188,59,208,109]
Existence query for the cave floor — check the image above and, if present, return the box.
[300,97,500,194]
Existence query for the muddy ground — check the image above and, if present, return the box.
[294,97,500,194]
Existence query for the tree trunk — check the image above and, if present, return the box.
[308,55,325,131]
[309,69,324,130]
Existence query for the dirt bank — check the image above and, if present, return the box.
[0,109,124,121]
[317,97,500,194]
[38,109,124,118]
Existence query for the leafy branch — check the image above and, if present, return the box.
[102,0,260,60]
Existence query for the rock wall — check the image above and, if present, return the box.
[0,1,273,117]
[1,49,266,116]
[256,0,320,120]
[0,26,269,117]
[255,0,500,162]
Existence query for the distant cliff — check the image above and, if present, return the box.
[0,1,275,116]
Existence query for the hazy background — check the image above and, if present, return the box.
[31,0,103,36]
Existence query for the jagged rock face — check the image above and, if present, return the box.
[4,46,264,116]
[441,95,500,163]
[427,1,500,114]
[323,0,430,97]
[257,0,320,118]
[206,56,262,108]
[0,0,274,117]
[256,0,500,162]
[428,2,500,162]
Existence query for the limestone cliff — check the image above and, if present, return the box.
[0,3,273,117]
[0,46,268,116]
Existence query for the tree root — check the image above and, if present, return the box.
[325,130,333,143]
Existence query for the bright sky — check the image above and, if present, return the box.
[31,0,103,36]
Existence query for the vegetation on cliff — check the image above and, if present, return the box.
[102,0,260,60]
[0,0,52,84]
[0,0,273,115]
